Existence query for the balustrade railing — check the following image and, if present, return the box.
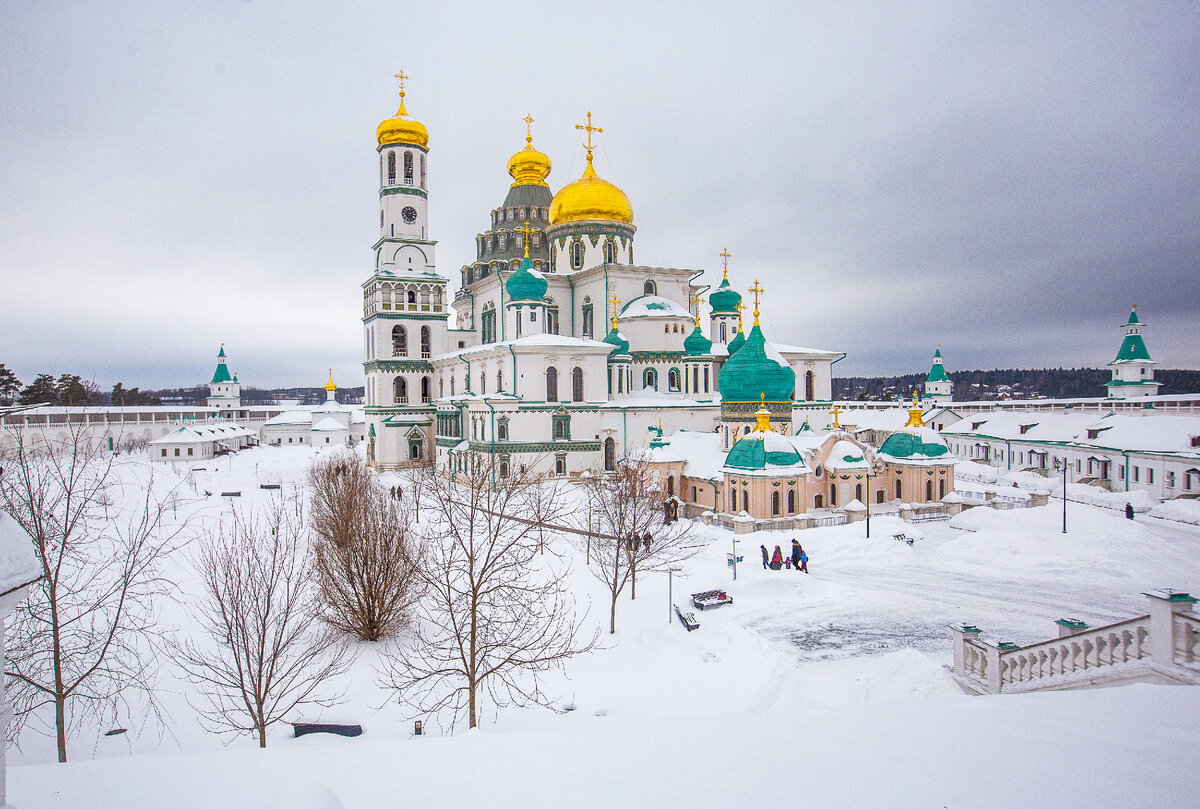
[997,617,1150,689]
[1176,613,1200,666]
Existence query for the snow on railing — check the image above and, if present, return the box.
[952,590,1199,694]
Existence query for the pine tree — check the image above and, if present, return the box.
[0,363,20,404]
[19,373,58,405]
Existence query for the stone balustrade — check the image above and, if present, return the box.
[952,590,1200,694]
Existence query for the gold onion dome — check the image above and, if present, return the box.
[376,74,428,148]
[550,153,634,225]
[508,121,552,187]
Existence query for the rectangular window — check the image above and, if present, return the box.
[1134,467,1139,482]
[174,448,180,456]
[1148,468,1154,484]
[187,448,193,456]
[1119,465,1124,478]
[161,449,167,457]
[1167,471,1175,488]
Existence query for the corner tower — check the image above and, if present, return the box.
[923,346,953,404]
[207,344,241,411]
[363,73,445,469]
[1105,305,1160,399]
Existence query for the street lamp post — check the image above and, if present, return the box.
[730,537,740,582]
[1054,456,1068,534]
[865,466,872,539]
[668,566,682,624]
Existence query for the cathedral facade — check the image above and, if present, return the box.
[360,79,843,478]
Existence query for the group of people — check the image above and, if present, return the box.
[761,539,808,573]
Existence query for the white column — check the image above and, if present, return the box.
[1145,589,1197,667]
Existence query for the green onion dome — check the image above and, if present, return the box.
[877,427,949,460]
[505,256,548,303]
[683,324,713,356]
[726,328,746,356]
[724,429,804,471]
[602,326,630,355]
[718,325,795,402]
[708,277,742,315]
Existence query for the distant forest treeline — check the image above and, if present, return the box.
[833,368,1200,401]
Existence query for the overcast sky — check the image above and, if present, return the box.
[2,1,1197,389]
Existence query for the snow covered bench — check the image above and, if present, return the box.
[674,604,700,632]
[893,532,916,546]
[691,590,734,611]
[291,722,363,739]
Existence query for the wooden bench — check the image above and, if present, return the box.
[291,722,363,739]
[675,604,700,632]
[691,590,734,611]
[893,533,915,546]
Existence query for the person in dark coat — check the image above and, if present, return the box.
[1125,503,1135,520]
[790,539,802,572]
[770,546,784,570]
[760,545,770,569]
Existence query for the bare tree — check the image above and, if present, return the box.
[380,453,596,730]
[177,492,353,747]
[0,422,188,762]
[308,451,423,642]
[579,456,703,634]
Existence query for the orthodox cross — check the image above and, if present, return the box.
[394,69,408,97]
[689,291,705,326]
[523,114,534,146]
[719,248,731,279]
[735,300,745,331]
[516,223,534,258]
[609,293,621,328]
[575,112,604,157]
[829,405,843,429]
[748,279,764,325]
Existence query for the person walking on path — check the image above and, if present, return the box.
[790,539,802,572]
[798,546,809,574]
[770,546,784,571]
[760,545,770,570]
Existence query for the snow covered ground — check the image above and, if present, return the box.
[9,445,1200,807]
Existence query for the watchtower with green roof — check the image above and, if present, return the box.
[206,344,241,412]
[923,346,953,403]
[1105,305,1160,399]
[708,248,743,346]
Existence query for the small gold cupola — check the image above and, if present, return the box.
[376,70,429,149]
[507,114,552,187]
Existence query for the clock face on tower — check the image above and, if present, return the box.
[401,206,418,224]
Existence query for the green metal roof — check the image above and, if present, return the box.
[878,430,949,459]
[602,327,630,355]
[1112,333,1152,363]
[1126,307,1140,325]
[717,325,795,402]
[683,324,713,356]
[709,278,742,314]
[726,329,746,357]
[504,256,548,303]
[724,435,802,470]
[211,355,233,384]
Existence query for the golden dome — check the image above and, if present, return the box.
[550,153,634,225]
[508,138,552,187]
[376,91,428,148]
[324,368,337,393]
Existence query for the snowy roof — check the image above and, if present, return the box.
[650,430,727,480]
[0,512,41,598]
[263,410,314,426]
[599,390,712,408]
[942,411,1103,444]
[824,439,869,471]
[617,295,692,319]
[311,417,349,432]
[771,342,844,359]
[149,423,255,445]
[433,334,611,362]
[942,412,1200,459]
[313,399,348,413]
[839,408,911,432]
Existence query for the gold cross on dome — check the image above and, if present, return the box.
[575,111,604,155]
[748,279,764,325]
[516,223,534,258]
[394,70,408,97]
[719,248,731,279]
[735,300,745,330]
[830,405,843,429]
[609,293,621,328]
[689,291,705,327]
[523,114,534,146]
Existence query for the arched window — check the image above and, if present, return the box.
[939,479,946,499]
[546,366,558,402]
[499,460,510,478]
[895,480,902,499]
[421,326,431,358]
[814,494,824,509]
[668,368,680,391]
[644,368,658,391]
[439,377,445,397]
[394,377,407,403]
[856,484,863,502]
[392,325,407,357]
[571,241,582,269]
[451,376,455,396]
[419,153,427,189]
[556,455,566,475]
[497,369,503,392]
[926,480,934,501]
[666,475,675,497]
[572,366,584,402]
[741,490,749,512]
[787,490,796,514]
[497,417,508,440]
[387,151,396,182]
[554,419,565,439]
[407,290,416,304]
[720,322,727,342]
[877,489,886,504]
[830,486,837,507]
[582,297,593,337]
[644,279,656,295]
[403,151,414,182]
[805,371,815,401]
[550,247,557,273]
[771,491,780,516]
[604,240,616,263]
[604,437,616,471]
[410,442,422,460]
